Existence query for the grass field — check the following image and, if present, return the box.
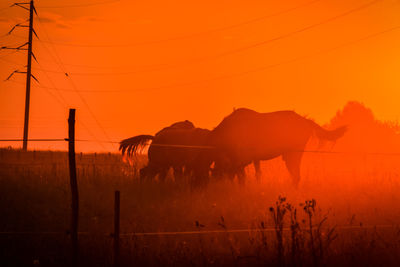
[1,147,400,266]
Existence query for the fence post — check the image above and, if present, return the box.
[68,109,79,266]
[114,190,120,267]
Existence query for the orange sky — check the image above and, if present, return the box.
[0,0,400,152]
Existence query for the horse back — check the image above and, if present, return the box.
[209,109,313,155]
[149,127,210,165]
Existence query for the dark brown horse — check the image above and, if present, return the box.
[120,121,210,182]
[196,108,347,186]
[120,120,195,157]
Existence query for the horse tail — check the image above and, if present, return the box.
[310,121,347,141]
[119,135,154,156]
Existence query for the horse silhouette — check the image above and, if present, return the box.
[120,120,195,157]
[195,108,347,186]
[120,121,210,182]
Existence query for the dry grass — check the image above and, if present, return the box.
[1,148,400,266]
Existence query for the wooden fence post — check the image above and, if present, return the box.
[114,190,120,267]
[68,109,79,266]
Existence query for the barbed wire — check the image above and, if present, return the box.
[1,138,400,156]
[0,224,396,237]
[0,138,65,142]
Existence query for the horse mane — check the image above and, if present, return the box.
[212,108,259,131]
[119,135,154,156]
[155,120,195,136]
[119,120,196,157]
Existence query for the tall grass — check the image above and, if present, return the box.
[1,148,400,266]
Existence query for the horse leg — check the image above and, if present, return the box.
[253,160,262,181]
[183,165,192,177]
[191,165,209,190]
[140,165,156,183]
[211,161,226,181]
[158,167,168,182]
[282,152,303,187]
[236,166,246,185]
[139,166,147,182]
[173,166,184,182]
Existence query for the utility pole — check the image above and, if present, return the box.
[3,1,37,150]
[23,0,34,151]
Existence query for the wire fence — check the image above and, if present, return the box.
[0,224,397,237]
[1,113,400,239]
[2,138,400,156]
[1,136,400,256]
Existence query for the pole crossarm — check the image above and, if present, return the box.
[8,23,29,35]
[0,47,28,50]
[5,70,25,81]
[5,70,38,83]
[3,41,29,49]
[11,3,30,11]
[11,2,38,14]
[1,43,29,50]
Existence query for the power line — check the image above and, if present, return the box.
[5,40,110,150]
[25,35,72,107]
[0,138,65,142]
[0,50,20,59]
[36,0,121,9]
[33,44,109,150]
[5,79,67,108]
[6,24,400,94]
[33,58,167,70]
[35,60,70,107]
[21,0,323,72]
[0,6,10,14]
[34,0,323,48]
[25,25,400,94]
[0,56,25,67]
[36,16,113,149]
[64,74,114,148]
[172,0,383,71]
[6,79,72,93]
[131,24,399,92]
[32,0,382,77]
